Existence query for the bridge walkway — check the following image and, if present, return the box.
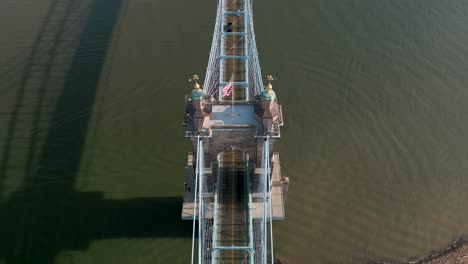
[212,151,252,263]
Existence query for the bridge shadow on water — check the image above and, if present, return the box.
[0,0,191,263]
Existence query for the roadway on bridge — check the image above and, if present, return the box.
[211,1,253,262]
[214,151,250,263]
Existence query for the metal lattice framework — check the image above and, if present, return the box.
[191,1,275,263]
[191,137,274,264]
[203,0,264,101]
[191,137,215,264]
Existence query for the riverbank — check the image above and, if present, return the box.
[375,239,468,264]
[275,240,468,264]
[408,239,468,264]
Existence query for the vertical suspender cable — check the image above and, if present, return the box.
[267,136,274,263]
[198,137,203,264]
[262,137,268,264]
[191,136,201,264]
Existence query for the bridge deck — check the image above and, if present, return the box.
[183,0,286,262]
[213,163,250,263]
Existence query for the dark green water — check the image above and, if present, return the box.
[1,0,468,263]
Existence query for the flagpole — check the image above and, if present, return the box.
[231,73,234,116]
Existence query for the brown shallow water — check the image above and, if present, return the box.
[1,0,468,263]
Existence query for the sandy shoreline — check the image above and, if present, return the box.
[407,239,468,264]
[274,239,468,264]
[374,239,468,264]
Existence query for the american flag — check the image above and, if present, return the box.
[222,81,232,97]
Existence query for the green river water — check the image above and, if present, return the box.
[0,0,468,263]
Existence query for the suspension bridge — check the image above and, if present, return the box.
[182,0,289,263]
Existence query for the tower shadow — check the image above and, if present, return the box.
[0,0,191,263]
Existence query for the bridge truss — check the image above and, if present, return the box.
[188,0,278,263]
[202,0,264,101]
[191,137,275,264]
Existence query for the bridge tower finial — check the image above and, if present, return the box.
[266,74,275,91]
[190,74,201,90]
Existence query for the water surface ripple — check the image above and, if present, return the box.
[0,0,468,263]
